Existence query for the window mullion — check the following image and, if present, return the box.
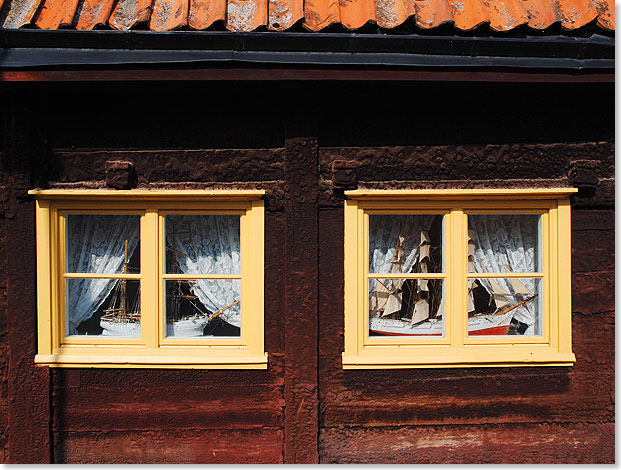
[141,209,159,349]
[450,208,466,349]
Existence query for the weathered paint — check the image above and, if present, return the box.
[0,81,614,463]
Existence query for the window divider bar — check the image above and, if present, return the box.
[367,273,446,279]
[466,273,544,278]
[63,273,142,279]
[162,274,242,280]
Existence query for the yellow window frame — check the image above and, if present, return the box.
[342,188,577,369]
[31,190,267,369]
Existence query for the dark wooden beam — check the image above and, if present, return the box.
[0,68,614,83]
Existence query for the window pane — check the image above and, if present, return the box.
[467,277,541,337]
[66,278,141,337]
[165,215,241,275]
[66,214,140,274]
[468,214,540,273]
[369,278,444,337]
[165,279,241,338]
[369,214,443,274]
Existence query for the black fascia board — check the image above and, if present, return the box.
[0,29,614,70]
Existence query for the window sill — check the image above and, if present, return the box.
[342,351,576,369]
[35,352,269,369]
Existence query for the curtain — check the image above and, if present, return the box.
[167,215,242,328]
[369,214,437,275]
[468,214,540,335]
[66,214,140,335]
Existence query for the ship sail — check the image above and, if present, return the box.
[380,234,405,318]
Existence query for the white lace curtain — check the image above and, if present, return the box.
[469,214,540,335]
[66,215,140,335]
[167,215,242,328]
[369,214,437,275]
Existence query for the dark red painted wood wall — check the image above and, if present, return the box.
[0,81,614,463]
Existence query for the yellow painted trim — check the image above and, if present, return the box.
[32,192,267,368]
[346,188,577,200]
[29,189,265,201]
[343,192,576,369]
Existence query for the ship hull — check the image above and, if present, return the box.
[370,311,513,336]
[100,319,141,337]
[165,316,210,337]
[100,316,210,337]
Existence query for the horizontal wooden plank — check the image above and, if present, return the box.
[55,428,283,463]
[53,384,283,432]
[572,229,614,272]
[319,422,614,463]
[321,312,613,427]
[0,70,614,83]
[50,149,285,183]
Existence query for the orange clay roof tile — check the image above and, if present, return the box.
[188,0,225,28]
[0,0,614,31]
[3,0,42,28]
[268,0,304,30]
[413,0,453,29]
[109,0,152,30]
[35,0,79,28]
[75,0,116,29]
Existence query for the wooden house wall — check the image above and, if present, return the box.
[0,81,614,463]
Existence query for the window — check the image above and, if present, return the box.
[31,190,267,369]
[342,189,577,369]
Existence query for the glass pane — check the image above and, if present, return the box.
[165,215,241,275]
[66,278,141,337]
[369,278,444,337]
[165,279,241,338]
[467,277,541,337]
[468,214,540,274]
[369,214,443,274]
[66,214,140,274]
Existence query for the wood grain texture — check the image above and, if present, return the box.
[55,429,284,463]
[109,0,152,30]
[34,0,80,28]
[320,423,614,463]
[54,384,283,432]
